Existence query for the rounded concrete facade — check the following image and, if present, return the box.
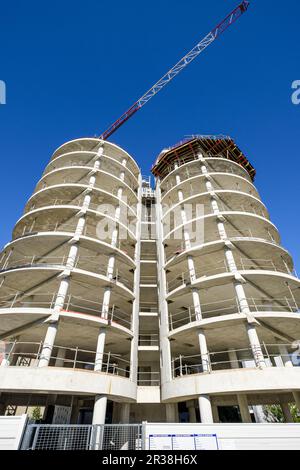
[155,143,300,423]
[0,138,141,422]
[1,135,300,425]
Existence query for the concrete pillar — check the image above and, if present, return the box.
[228,348,239,369]
[224,247,237,272]
[292,391,300,412]
[278,344,293,368]
[197,329,210,372]
[234,281,251,316]
[192,289,202,321]
[66,244,79,269]
[237,394,252,423]
[246,323,266,369]
[101,287,111,319]
[120,403,130,424]
[198,395,213,423]
[38,322,59,367]
[70,397,80,424]
[217,220,227,239]
[94,327,106,372]
[106,254,115,279]
[39,276,70,367]
[187,255,196,281]
[212,404,220,423]
[92,395,107,425]
[54,347,66,367]
[165,403,178,422]
[210,197,219,214]
[281,402,294,423]
[186,400,197,423]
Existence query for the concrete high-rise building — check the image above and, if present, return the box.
[0,135,300,425]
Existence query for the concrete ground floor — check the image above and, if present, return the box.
[1,391,300,425]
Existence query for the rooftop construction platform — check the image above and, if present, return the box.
[151,135,256,181]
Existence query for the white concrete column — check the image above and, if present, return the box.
[212,404,220,423]
[38,322,59,367]
[192,288,202,321]
[186,400,197,423]
[101,287,111,319]
[228,348,239,369]
[198,395,213,423]
[94,327,106,372]
[40,276,69,368]
[54,347,66,367]
[224,247,237,272]
[281,402,294,423]
[278,344,293,368]
[74,216,86,237]
[234,281,251,316]
[92,395,107,425]
[210,197,219,214]
[246,323,266,369]
[197,329,210,372]
[177,189,184,202]
[165,403,178,422]
[217,220,227,239]
[120,403,130,424]
[187,255,196,281]
[156,180,173,384]
[237,394,252,423]
[66,244,79,269]
[106,255,116,280]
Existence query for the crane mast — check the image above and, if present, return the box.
[99,1,250,141]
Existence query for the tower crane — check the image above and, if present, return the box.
[99,1,250,141]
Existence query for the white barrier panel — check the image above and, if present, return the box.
[144,423,300,450]
[0,415,28,450]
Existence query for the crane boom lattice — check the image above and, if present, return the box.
[99,1,250,141]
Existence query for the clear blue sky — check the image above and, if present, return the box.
[0,0,299,270]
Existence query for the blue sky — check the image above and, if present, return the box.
[0,0,299,270]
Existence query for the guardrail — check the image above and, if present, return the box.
[165,231,278,262]
[137,372,160,386]
[160,158,252,192]
[166,257,295,294]
[25,198,138,219]
[1,341,131,377]
[168,297,300,330]
[171,343,300,377]
[0,256,134,292]
[138,334,159,347]
[0,293,132,329]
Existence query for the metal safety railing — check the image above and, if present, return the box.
[168,296,300,330]
[139,303,158,314]
[0,255,134,291]
[1,341,131,377]
[137,371,160,386]
[21,423,143,450]
[138,334,159,347]
[0,293,132,330]
[171,343,300,378]
[165,229,279,262]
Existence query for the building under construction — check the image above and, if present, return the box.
[0,135,300,426]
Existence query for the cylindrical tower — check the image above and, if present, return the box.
[152,136,300,424]
[0,138,141,423]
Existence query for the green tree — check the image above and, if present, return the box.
[264,404,300,423]
[30,406,42,422]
